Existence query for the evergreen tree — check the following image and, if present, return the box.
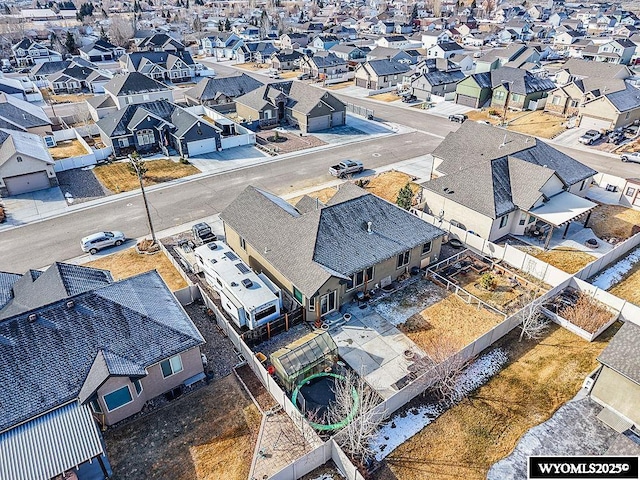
[65,31,76,54]
[218,19,223,31]
[193,16,202,32]
[185,0,189,8]
[148,0,153,6]
[99,25,109,41]
[225,17,231,31]
[396,183,414,210]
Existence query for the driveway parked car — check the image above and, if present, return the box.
[448,114,467,123]
[607,128,625,145]
[621,152,640,163]
[578,130,602,145]
[402,94,417,103]
[81,231,126,254]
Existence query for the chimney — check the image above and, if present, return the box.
[367,221,373,233]
[66,300,74,308]
[28,313,37,322]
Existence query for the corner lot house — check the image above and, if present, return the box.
[220,183,446,320]
[0,263,204,480]
[420,122,597,245]
[0,128,57,197]
[590,321,640,432]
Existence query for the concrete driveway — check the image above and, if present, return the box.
[552,127,592,147]
[187,145,269,173]
[0,187,68,229]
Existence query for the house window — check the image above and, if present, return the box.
[625,112,630,120]
[103,385,133,412]
[293,286,303,304]
[511,93,522,102]
[136,129,154,146]
[320,290,337,315]
[143,94,150,101]
[570,100,579,108]
[308,297,315,311]
[528,215,536,224]
[160,355,183,378]
[44,136,56,147]
[263,110,272,120]
[240,237,246,250]
[421,242,432,255]
[133,378,143,396]
[16,156,22,162]
[626,187,636,197]
[494,90,505,100]
[118,138,129,148]
[519,212,527,226]
[580,180,587,190]
[397,251,410,269]
[346,267,374,290]
[89,397,103,414]
[499,214,509,228]
[125,96,133,104]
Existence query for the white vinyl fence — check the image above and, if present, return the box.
[52,128,112,172]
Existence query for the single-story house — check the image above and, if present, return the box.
[47,64,112,94]
[220,183,446,320]
[0,93,52,136]
[354,59,412,90]
[234,81,346,132]
[0,128,57,197]
[96,99,223,158]
[184,73,263,109]
[329,44,366,61]
[0,262,204,479]
[420,122,597,244]
[104,72,173,109]
[268,50,303,71]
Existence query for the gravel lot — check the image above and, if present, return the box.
[56,167,111,204]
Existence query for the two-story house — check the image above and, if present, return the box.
[102,72,173,110]
[426,41,465,59]
[12,38,62,67]
[79,39,126,62]
[354,59,412,90]
[184,73,263,109]
[120,51,196,83]
[300,52,348,80]
[375,35,409,49]
[582,38,636,65]
[136,34,185,52]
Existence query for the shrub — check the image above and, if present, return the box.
[179,157,190,165]
[488,109,500,117]
[479,272,497,290]
[559,293,612,333]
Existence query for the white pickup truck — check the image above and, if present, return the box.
[329,160,364,178]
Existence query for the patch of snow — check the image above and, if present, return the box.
[81,165,95,170]
[373,279,446,326]
[591,247,640,291]
[64,192,74,203]
[370,348,509,460]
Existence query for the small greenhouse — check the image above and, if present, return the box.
[270,330,338,391]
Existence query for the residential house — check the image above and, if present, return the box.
[96,99,223,158]
[269,50,303,71]
[329,44,366,61]
[120,51,196,83]
[136,34,185,52]
[310,35,341,52]
[366,46,416,64]
[582,38,636,65]
[455,71,493,107]
[475,53,501,73]
[489,67,555,111]
[580,82,640,130]
[220,183,445,320]
[300,53,348,80]
[555,58,631,85]
[86,94,119,121]
[375,35,409,49]
[0,128,57,197]
[449,53,474,73]
[0,263,204,479]
[79,39,125,62]
[234,81,346,132]
[201,33,244,58]
[0,77,43,102]
[12,38,62,67]
[354,59,412,90]
[184,73,263,110]
[498,44,541,68]
[238,42,278,64]
[590,322,640,432]
[280,33,310,50]
[421,30,453,49]
[0,93,52,136]
[427,41,466,59]
[554,30,585,48]
[545,77,625,118]
[420,122,597,244]
[411,62,465,100]
[103,72,173,109]
[29,60,71,82]
[47,64,112,94]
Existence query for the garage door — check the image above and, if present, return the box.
[4,171,50,196]
[331,111,345,127]
[455,94,479,108]
[355,78,368,88]
[307,115,331,132]
[187,139,216,156]
[580,115,612,131]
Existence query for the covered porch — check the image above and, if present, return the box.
[525,192,598,250]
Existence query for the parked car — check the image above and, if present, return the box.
[81,231,125,254]
[625,124,640,138]
[402,94,417,103]
[297,72,311,80]
[266,70,281,79]
[620,152,640,163]
[578,130,602,145]
[329,160,364,178]
[607,128,625,145]
[192,222,217,245]
[448,114,467,123]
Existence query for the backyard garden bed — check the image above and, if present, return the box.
[544,288,617,335]
[48,139,89,160]
[93,159,200,193]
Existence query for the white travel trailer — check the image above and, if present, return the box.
[195,242,281,330]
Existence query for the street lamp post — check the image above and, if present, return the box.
[128,153,157,245]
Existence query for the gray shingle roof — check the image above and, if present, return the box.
[104,72,169,96]
[186,73,263,103]
[221,184,445,297]
[97,99,179,137]
[421,69,465,87]
[367,58,412,75]
[605,82,640,112]
[561,58,630,79]
[0,268,204,432]
[490,67,555,95]
[0,272,21,310]
[598,321,640,384]
[124,51,195,70]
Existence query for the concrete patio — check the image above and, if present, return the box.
[512,222,615,258]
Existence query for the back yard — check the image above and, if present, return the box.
[588,204,640,241]
[373,322,620,480]
[465,110,566,138]
[93,159,200,193]
[104,375,261,480]
[517,246,595,274]
[48,139,89,160]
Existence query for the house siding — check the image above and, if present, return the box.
[421,189,495,239]
[94,346,203,425]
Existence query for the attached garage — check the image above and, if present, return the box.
[331,110,345,127]
[355,78,369,89]
[4,171,50,196]
[456,93,481,108]
[580,115,612,131]
[186,139,216,157]
[307,115,331,132]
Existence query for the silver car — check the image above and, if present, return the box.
[621,152,640,163]
[81,231,126,254]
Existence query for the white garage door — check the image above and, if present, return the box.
[307,115,331,132]
[580,115,612,131]
[4,171,50,196]
[187,139,216,156]
[331,111,345,126]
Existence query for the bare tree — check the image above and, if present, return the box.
[109,15,134,47]
[423,335,467,404]
[328,371,385,467]
[513,291,549,341]
[72,102,92,126]
[559,292,612,334]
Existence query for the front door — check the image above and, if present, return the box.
[320,291,337,315]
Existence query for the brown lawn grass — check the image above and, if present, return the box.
[50,93,89,103]
[104,375,261,480]
[609,262,640,305]
[365,171,421,204]
[507,110,567,138]
[280,70,301,79]
[325,80,355,90]
[234,62,266,71]
[465,109,522,125]
[85,247,188,291]
[376,322,621,480]
[400,295,504,354]
[370,92,401,102]
[288,186,338,206]
[48,139,89,160]
[589,204,640,240]
[519,246,596,274]
[456,270,527,312]
[93,159,200,193]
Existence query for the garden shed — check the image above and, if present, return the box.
[270,330,338,391]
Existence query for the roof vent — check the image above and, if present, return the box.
[231,281,238,287]
[242,278,254,288]
[366,221,373,233]
[208,243,218,250]
[66,300,75,308]
[28,313,37,322]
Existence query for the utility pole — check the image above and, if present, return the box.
[501,80,512,126]
[128,152,157,245]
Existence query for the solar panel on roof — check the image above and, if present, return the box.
[225,251,238,261]
[235,263,250,274]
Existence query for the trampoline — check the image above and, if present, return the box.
[291,372,359,431]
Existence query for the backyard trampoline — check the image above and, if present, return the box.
[291,372,359,431]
